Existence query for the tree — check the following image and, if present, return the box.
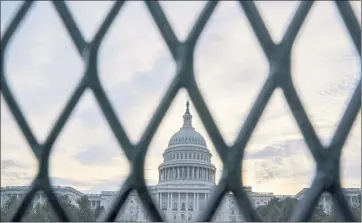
[257,197,297,221]
[76,195,94,221]
[257,196,330,222]
[94,205,106,220]
[1,194,102,222]
[1,195,20,221]
[309,204,329,222]
[352,194,361,222]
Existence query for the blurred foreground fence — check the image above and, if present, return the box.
[0,0,360,222]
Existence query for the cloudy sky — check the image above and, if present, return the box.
[1,1,361,196]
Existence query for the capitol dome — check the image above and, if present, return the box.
[158,101,216,185]
[168,102,207,147]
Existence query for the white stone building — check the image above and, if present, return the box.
[1,102,360,221]
[0,186,82,208]
[294,188,361,213]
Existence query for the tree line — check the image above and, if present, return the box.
[255,195,361,222]
[1,194,360,222]
[0,194,106,222]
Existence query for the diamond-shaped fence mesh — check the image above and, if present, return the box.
[0,0,360,222]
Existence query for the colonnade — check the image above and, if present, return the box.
[156,192,210,220]
[159,166,215,182]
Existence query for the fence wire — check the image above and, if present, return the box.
[0,0,361,222]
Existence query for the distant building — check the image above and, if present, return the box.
[1,102,360,221]
[294,188,361,213]
[0,186,82,208]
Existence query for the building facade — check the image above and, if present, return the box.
[1,102,360,221]
[294,188,361,213]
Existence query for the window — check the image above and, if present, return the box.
[182,203,185,210]
[174,214,176,220]
[188,202,193,211]
[162,203,167,210]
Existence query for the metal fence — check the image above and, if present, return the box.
[1,0,360,222]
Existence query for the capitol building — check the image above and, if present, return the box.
[1,102,361,221]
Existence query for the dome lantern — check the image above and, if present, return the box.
[182,100,193,128]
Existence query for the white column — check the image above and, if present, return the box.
[193,193,196,212]
[196,193,199,211]
[171,193,173,210]
[178,192,181,211]
[192,167,194,179]
[186,193,188,214]
[168,193,170,210]
[160,192,162,209]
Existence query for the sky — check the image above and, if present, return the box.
[1,1,361,196]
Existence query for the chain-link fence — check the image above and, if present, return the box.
[1,0,360,222]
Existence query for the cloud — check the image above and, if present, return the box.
[1,1,360,195]
[75,145,122,166]
[1,160,28,170]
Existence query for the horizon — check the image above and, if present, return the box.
[1,1,361,197]
[4,184,360,197]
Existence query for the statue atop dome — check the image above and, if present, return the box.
[183,100,193,128]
